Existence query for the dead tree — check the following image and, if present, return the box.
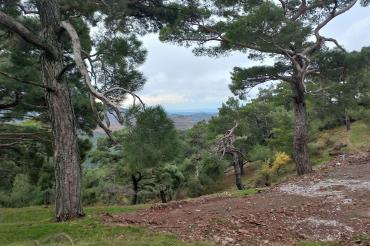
[215,124,245,190]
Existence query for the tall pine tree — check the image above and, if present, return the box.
[0,0,175,221]
[159,0,368,175]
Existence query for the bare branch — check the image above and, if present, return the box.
[303,0,357,55]
[323,37,346,52]
[290,0,325,20]
[103,87,145,109]
[0,11,57,58]
[214,123,239,157]
[307,86,331,95]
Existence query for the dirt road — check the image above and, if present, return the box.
[105,154,370,245]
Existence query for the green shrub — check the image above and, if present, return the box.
[185,177,204,198]
[308,142,322,156]
[248,145,273,162]
[0,174,43,207]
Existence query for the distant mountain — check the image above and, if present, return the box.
[94,111,216,134]
[169,113,216,130]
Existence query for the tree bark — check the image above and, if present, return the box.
[233,152,244,190]
[238,156,245,176]
[291,79,312,175]
[159,190,167,203]
[345,113,351,131]
[131,173,142,205]
[37,0,84,221]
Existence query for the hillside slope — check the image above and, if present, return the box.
[106,153,370,245]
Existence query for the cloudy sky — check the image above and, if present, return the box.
[135,4,370,113]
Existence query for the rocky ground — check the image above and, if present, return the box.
[104,153,370,245]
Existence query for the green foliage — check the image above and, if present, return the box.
[0,174,42,208]
[198,153,228,189]
[174,152,228,198]
[248,145,273,162]
[124,106,179,170]
[88,106,182,204]
[82,167,129,205]
[268,107,294,155]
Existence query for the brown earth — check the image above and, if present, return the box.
[104,154,370,245]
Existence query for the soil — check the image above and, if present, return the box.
[104,153,370,245]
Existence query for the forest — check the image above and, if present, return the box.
[1,0,370,245]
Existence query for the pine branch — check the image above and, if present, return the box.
[0,70,54,91]
[0,11,57,58]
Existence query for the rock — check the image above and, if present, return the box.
[220,237,235,245]
[213,235,221,243]
[225,237,235,243]
[221,240,229,246]
[238,229,249,234]
[333,143,347,151]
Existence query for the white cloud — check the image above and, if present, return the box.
[135,5,370,112]
[141,94,189,106]
[322,4,370,51]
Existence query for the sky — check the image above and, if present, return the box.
[134,4,370,113]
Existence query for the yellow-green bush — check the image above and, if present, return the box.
[271,152,291,174]
[254,152,291,187]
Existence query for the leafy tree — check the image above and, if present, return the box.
[90,106,180,204]
[308,47,370,131]
[123,106,180,204]
[160,0,368,175]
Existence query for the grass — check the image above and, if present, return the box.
[232,188,258,197]
[350,121,370,149]
[0,205,212,246]
[352,234,369,244]
[310,121,370,166]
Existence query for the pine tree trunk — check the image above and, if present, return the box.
[233,153,244,190]
[345,113,351,131]
[291,79,312,175]
[131,174,140,205]
[239,157,245,176]
[159,190,167,203]
[37,0,84,221]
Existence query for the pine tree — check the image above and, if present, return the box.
[159,0,368,175]
[0,0,175,221]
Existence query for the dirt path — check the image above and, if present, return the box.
[105,154,370,245]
